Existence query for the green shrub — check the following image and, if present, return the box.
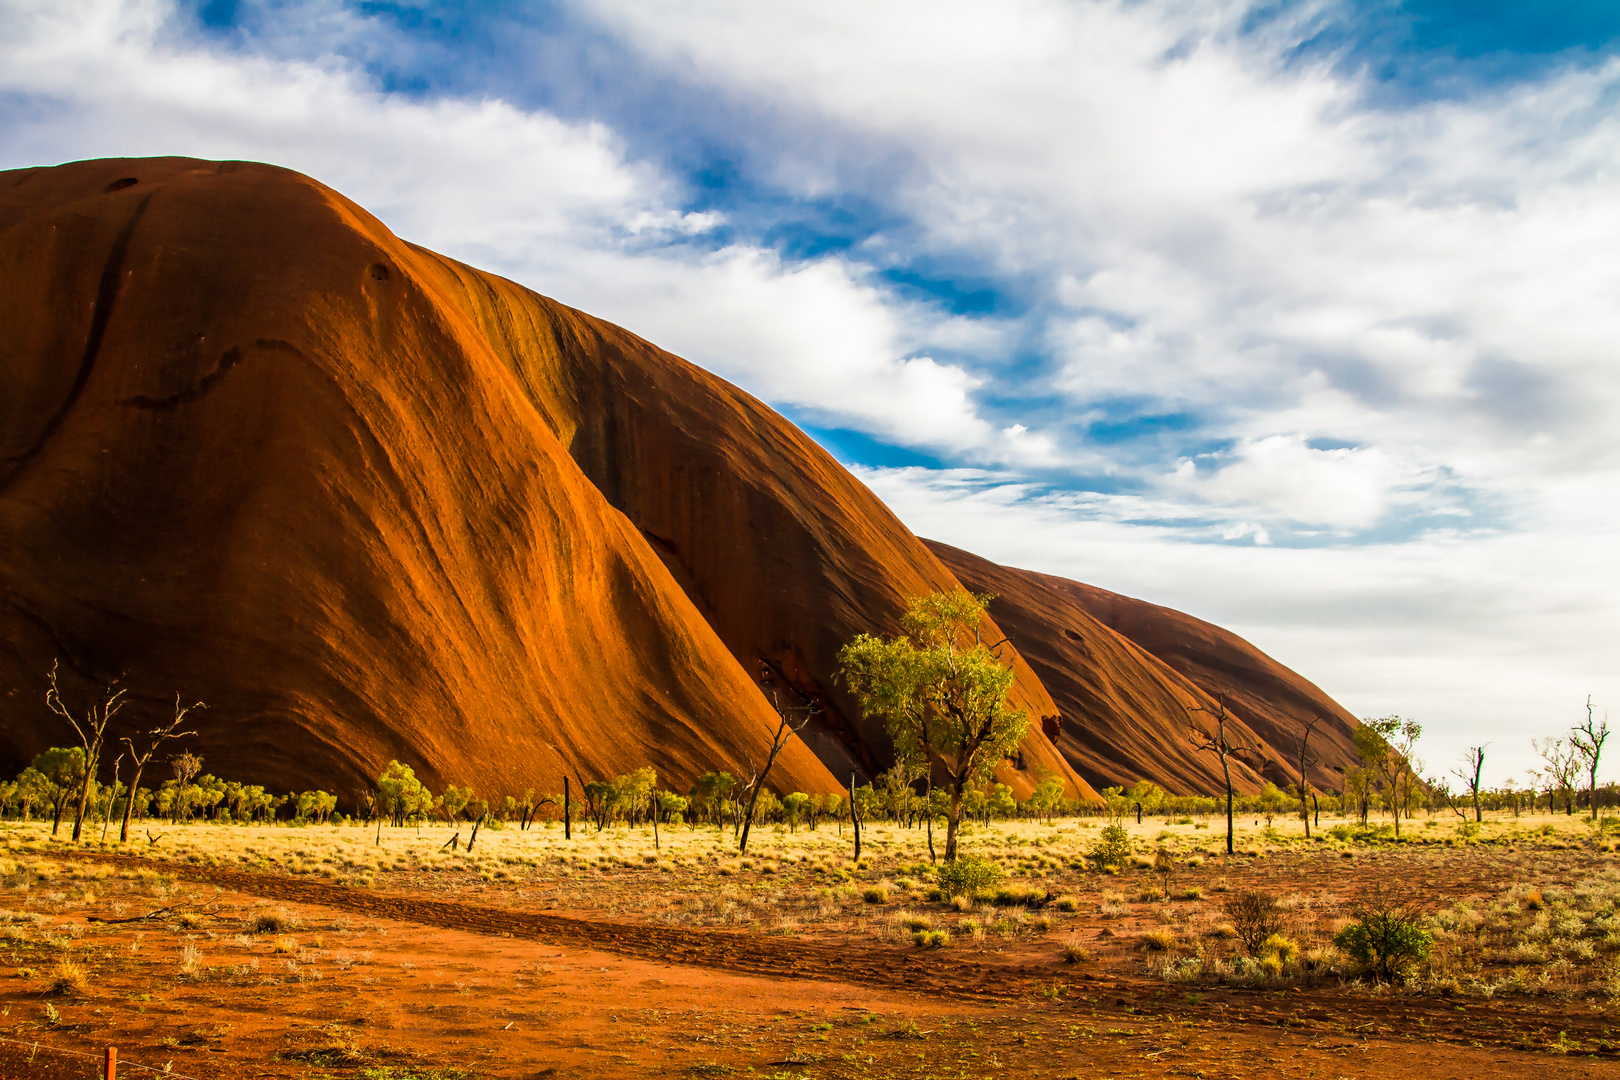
[1332,888,1433,981]
[1091,824,1132,869]
[912,929,949,948]
[935,856,1003,899]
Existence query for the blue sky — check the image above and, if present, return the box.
[3,0,1618,781]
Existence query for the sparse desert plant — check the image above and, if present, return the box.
[862,886,890,905]
[178,941,201,976]
[271,935,299,954]
[1053,895,1080,912]
[1222,891,1285,956]
[1059,938,1090,963]
[912,929,949,948]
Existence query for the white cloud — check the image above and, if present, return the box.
[0,0,1022,460]
[856,464,1620,783]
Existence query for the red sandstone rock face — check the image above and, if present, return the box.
[927,541,1361,796]
[0,158,840,800]
[0,157,1092,803]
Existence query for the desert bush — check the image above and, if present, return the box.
[1333,886,1433,981]
[897,911,931,932]
[1059,938,1090,963]
[936,856,1003,899]
[912,929,949,948]
[1090,824,1132,870]
[862,886,890,905]
[1053,895,1080,912]
[1222,891,1285,956]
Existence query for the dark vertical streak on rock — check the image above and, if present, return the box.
[0,191,154,489]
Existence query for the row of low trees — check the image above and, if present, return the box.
[8,605,1608,862]
[0,746,340,833]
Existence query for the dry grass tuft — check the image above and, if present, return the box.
[1141,927,1178,951]
[47,958,89,996]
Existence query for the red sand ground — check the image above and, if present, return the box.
[3,848,1617,1079]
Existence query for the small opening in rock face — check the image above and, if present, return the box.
[105,178,138,192]
[369,263,390,281]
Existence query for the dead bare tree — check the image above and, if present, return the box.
[1451,745,1487,823]
[1188,692,1252,856]
[1571,695,1610,821]
[45,660,128,843]
[118,694,205,843]
[1532,736,1581,815]
[1294,716,1322,839]
[737,688,821,854]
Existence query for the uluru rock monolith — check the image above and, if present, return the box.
[0,157,1095,802]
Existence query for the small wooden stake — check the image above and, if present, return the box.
[104,1046,117,1080]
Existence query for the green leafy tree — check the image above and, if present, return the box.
[782,792,810,832]
[32,747,85,836]
[14,767,52,821]
[689,772,735,829]
[1027,771,1065,822]
[657,791,689,826]
[1355,716,1422,838]
[838,589,1032,861]
[374,761,433,841]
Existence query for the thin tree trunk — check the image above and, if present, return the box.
[119,763,146,843]
[564,776,571,840]
[944,784,963,862]
[1221,750,1234,855]
[849,772,861,863]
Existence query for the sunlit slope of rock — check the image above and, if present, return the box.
[0,157,839,799]
[404,239,1091,801]
[927,542,1361,796]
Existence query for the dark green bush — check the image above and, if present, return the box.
[1332,887,1432,980]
